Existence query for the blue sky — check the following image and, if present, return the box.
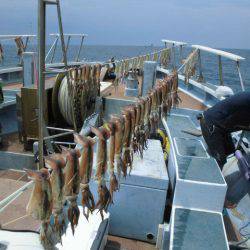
[0,0,249,48]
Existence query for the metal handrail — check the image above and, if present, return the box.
[0,181,34,213]
[46,33,87,64]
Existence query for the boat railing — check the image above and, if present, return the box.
[45,33,87,64]
[0,35,36,49]
[161,39,187,69]
[190,45,245,90]
[0,33,88,85]
[157,40,246,106]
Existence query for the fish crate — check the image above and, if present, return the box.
[163,109,227,213]
[89,139,169,243]
[169,207,229,250]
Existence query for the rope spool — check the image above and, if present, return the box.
[52,64,101,129]
[58,76,75,126]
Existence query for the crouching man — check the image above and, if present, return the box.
[197,91,250,170]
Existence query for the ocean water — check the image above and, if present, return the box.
[0,44,249,93]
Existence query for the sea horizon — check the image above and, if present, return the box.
[0,44,249,92]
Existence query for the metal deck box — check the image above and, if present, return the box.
[90,139,169,243]
[163,108,227,212]
[170,207,229,250]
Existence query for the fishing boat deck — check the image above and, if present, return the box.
[2,77,56,90]
[102,82,207,111]
[2,82,23,90]
[0,82,207,249]
[0,169,157,249]
[0,169,40,231]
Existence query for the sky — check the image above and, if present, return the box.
[0,0,250,49]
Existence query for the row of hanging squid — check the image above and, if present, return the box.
[114,48,171,86]
[183,49,199,84]
[24,71,179,248]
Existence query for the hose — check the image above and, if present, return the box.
[157,129,170,161]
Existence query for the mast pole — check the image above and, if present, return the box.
[38,0,46,169]
[56,0,68,69]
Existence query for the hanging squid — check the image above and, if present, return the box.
[165,76,173,114]
[25,168,53,248]
[80,65,88,123]
[155,84,163,118]
[121,109,132,177]
[74,133,95,220]
[106,120,119,203]
[132,102,141,156]
[160,78,169,117]
[172,70,181,107]
[109,171,119,204]
[95,178,111,221]
[91,127,109,179]
[137,98,148,158]
[143,95,152,143]
[95,63,102,96]
[14,37,25,56]
[132,98,147,158]
[149,89,160,137]
[123,105,136,173]
[112,116,125,179]
[61,146,81,235]
[45,155,66,244]
[91,126,111,220]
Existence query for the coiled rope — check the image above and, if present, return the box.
[57,64,101,129]
[58,76,74,125]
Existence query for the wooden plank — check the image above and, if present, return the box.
[178,90,207,111]
[105,235,156,250]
